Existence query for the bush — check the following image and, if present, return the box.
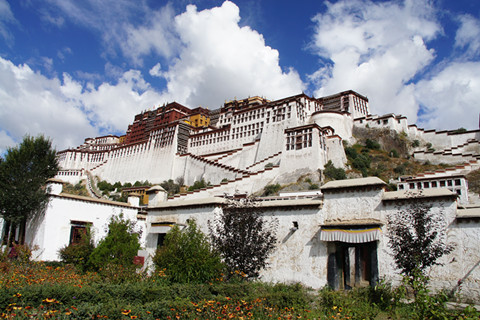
[153,219,224,284]
[394,163,407,175]
[352,153,371,176]
[412,140,420,148]
[263,184,281,196]
[59,228,95,272]
[389,149,399,158]
[323,161,346,181]
[88,214,141,273]
[344,146,358,159]
[366,139,381,150]
[187,179,208,192]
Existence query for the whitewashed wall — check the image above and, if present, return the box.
[24,184,142,261]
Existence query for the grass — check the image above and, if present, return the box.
[1,261,480,319]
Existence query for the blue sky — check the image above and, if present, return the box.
[1,0,480,153]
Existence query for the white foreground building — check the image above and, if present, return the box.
[142,177,480,300]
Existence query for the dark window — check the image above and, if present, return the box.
[69,221,91,245]
[157,233,166,247]
[455,179,461,186]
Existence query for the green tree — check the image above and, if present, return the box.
[209,199,278,279]
[160,179,181,196]
[387,196,453,281]
[0,135,59,245]
[88,213,141,271]
[153,219,224,283]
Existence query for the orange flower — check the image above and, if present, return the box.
[130,316,138,319]
[121,309,131,315]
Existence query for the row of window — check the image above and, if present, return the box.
[286,129,314,151]
[398,178,462,190]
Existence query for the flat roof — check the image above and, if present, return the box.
[320,177,386,191]
[383,188,456,201]
[148,197,322,210]
[53,193,136,208]
[457,207,480,219]
[148,197,227,209]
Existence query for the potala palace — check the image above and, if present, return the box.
[3,90,480,299]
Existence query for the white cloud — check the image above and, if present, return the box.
[415,62,480,130]
[309,0,441,122]
[455,14,480,58]
[121,5,178,66]
[0,0,16,43]
[149,63,163,78]
[157,1,304,108]
[0,57,163,152]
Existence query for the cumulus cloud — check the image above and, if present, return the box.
[415,62,480,130]
[0,57,162,152]
[309,0,441,123]
[158,1,304,108]
[39,1,304,109]
[121,5,179,65]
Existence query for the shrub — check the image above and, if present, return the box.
[59,228,95,272]
[352,153,371,176]
[344,146,358,159]
[309,183,319,190]
[187,179,208,192]
[263,184,281,196]
[389,149,399,158]
[366,139,381,150]
[394,163,407,175]
[323,161,346,181]
[412,139,420,148]
[153,219,224,283]
[88,213,141,273]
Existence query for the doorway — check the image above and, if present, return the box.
[327,241,378,290]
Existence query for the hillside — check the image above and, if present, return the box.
[265,127,463,195]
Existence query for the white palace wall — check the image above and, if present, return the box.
[143,180,480,299]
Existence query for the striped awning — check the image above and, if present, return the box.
[320,226,382,243]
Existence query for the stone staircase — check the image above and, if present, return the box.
[413,139,480,165]
[169,164,280,200]
[85,171,103,199]
[245,151,282,170]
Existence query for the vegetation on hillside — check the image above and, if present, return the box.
[344,127,452,186]
[62,181,89,197]
[466,169,480,195]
